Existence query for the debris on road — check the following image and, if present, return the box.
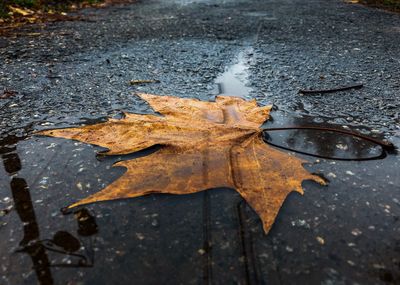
[299,83,364,94]
[316,236,325,245]
[8,6,34,17]
[0,0,136,35]
[129,79,160,85]
[0,89,17,99]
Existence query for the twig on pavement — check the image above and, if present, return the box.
[299,83,363,94]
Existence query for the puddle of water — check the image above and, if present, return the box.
[214,48,253,98]
[262,110,393,161]
[0,134,99,284]
[263,128,384,160]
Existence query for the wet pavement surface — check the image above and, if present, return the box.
[1,0,400,284]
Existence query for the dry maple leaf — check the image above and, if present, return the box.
[38,93,325,233]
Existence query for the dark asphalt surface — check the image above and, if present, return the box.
[0,0,400,284]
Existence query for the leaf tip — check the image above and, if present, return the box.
[60,206,73,215]
[311,172,329,186]
[262,219,274,234]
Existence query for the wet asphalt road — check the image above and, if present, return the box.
[1,0,400,284]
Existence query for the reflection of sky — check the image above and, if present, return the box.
[215,49,253,98]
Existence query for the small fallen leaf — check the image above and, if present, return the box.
[129,79,160,85]
[26,32,42,36]
[38,93,326,233]
[26,17,39,23]
[8,6,34,16]
[0,90,17,99]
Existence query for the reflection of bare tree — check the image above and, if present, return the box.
[12,176,54,284]
[1,135,53,284]
[1,135,98,285]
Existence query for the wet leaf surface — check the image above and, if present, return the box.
[38,93,325,233]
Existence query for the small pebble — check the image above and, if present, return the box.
[351,229,362,236]
[316,236,325,245]
[136,233,145,240]
[151,219,159,227]
[347,260,355,266]
[76,182,83,191]
[286,246,293,252]
[327,172,336,178]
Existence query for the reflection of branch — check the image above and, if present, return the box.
[263,126,394,150]
[36,236,95,268]
[262,126,394,161]
[20,243,54,285]
[299,83,363,94]
[42,244,93,268]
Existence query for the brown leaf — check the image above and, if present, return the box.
[38,93,325,233]
[129,79,160,85]
[8,6,34,16]
[0,89,17,99]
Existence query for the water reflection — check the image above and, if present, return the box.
[0,135,98,285]
[214,48,253,98]
[262,110,393,161]
[263,128,384,160]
